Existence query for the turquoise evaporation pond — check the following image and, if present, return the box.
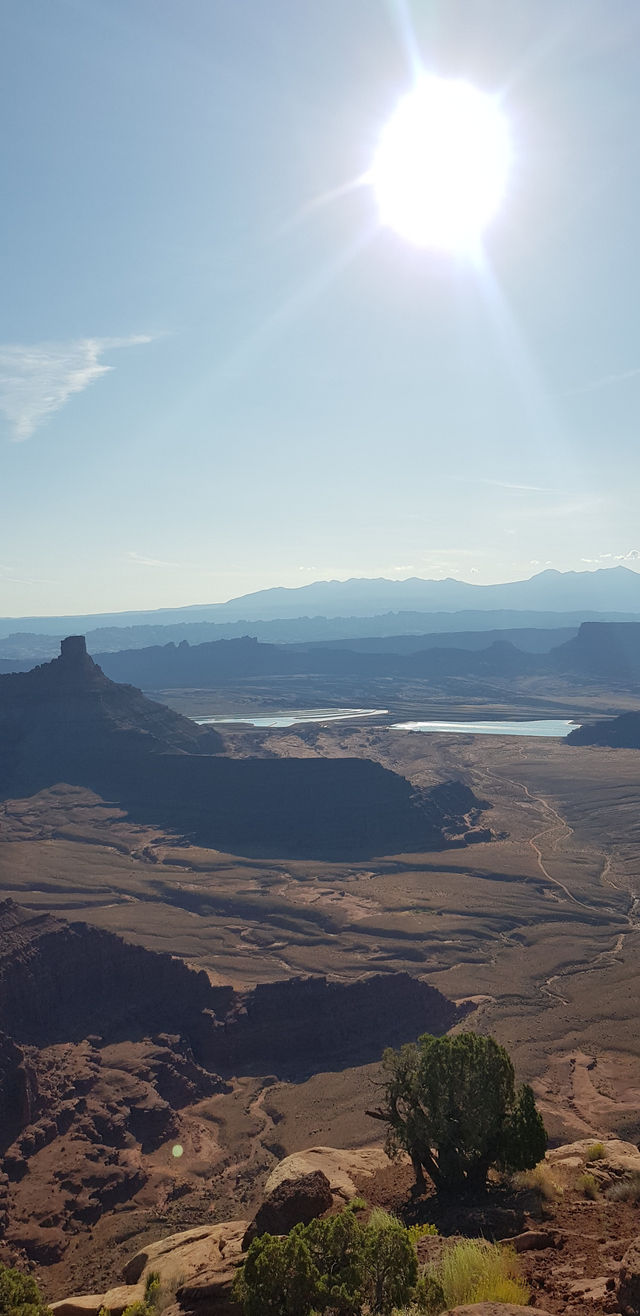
[391,719,579,738]
[195,708,388,729]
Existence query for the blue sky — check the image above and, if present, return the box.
[2,0,640,616]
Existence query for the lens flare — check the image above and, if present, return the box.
[371,77,511,252]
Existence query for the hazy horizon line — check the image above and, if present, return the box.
[1,561,640,624]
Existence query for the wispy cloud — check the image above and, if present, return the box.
[477,478,551,493]
[124,552,228,574]
[565,366,640,397]
[0,335,153,441]
[0,563,57,586]
[126,551,186,570]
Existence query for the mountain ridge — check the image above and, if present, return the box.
[2,565,640,637]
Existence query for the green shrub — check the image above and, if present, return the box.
[235,1206,418,1316]
[577,1172,599,1199]
[409,1273,446,1314]
[585,1142,606,1162]
[364,1210,418,1315]
[0,1265,50,1316]
[371,1032,547,1193]
[348,1197,367,1212]
[606,1171,640,1203]
[424,1238,529,1311]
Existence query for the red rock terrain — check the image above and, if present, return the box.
[0,899,464,1291]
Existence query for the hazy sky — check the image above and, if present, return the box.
[2,0,640,616]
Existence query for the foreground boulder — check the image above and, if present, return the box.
[263,1143,391,1204]
[243,1169,333,1247]
[618,1238,640,1316]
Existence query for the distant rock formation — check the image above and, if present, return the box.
[0,640,488,858]
[551,621,640,684]
[91,633,540,689]
[567,709,640,747]
[0,635,223,795]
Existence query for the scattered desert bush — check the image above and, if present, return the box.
[370,1032,547,1193]
[406,1222,438,1247]
[349,1196,367,1211]
[577,1172,599,1199]
[422,1238,530,1311]
[121,1272,165,1316]
[235,1205,418,1316]
[0,1264,50,1316]
[585,1141,606,1162]
[512,1161,562,1202]
[606,1171,640,1203]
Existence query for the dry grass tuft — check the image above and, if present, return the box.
[577,1172,599,1199]
[420,1238,530,1312]
[513,1161,563,1202]
[585,1141,606,1162]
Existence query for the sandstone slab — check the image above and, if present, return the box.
[51,1283,144,1316]
[548,1138,640,1177]
[263,1144,390,1203]
[122,1219,248,1315]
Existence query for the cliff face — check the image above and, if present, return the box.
[0,901,233,1047]
[103,754,485,858]
[206,974,460,1076]
[0,1032,38,1155]
[0,901,462,1080]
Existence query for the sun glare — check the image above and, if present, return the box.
[371,76,511,252]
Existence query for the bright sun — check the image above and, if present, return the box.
[371,76,510,252]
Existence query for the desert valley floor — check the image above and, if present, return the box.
[3,722,640,1133]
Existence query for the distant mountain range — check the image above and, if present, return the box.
[193,566,640,621]
[2,567,640,644]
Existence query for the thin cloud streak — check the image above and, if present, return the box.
[565,366,640,397]
[0,335,154,441]
[477,478,551,493]
[125,552,235,574]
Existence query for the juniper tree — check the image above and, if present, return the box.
[368,1031,547,1193]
